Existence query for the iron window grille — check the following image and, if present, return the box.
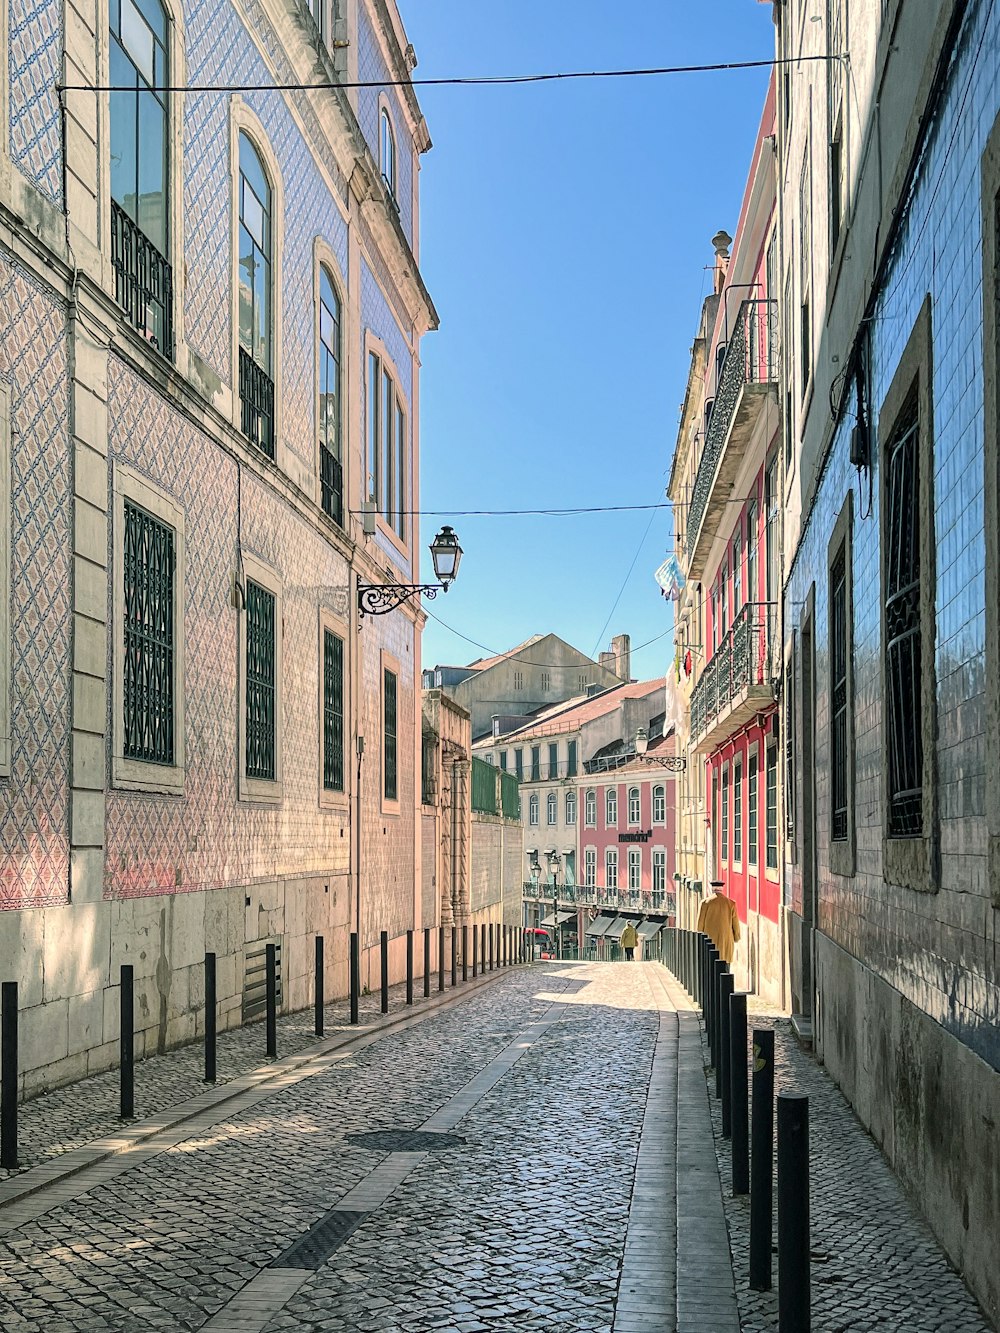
[884,393,922,837]
[323,629,344,792]
[383,668,398,801]
[319,268,343,526]
[240,348,275,459]
[830,543,849,840]
[122,500,175,765]
[765,745,778,869]
[245,580,276,781]
[111,202,174,359]
[238,134,275,457]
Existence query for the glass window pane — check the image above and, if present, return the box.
[239,134,269,207]
[395,404,405,538]
[241,184,265,251]
[121,0,154,84]
[254,256,270,369]
[320,304,334,350]
[137,92,166,250]
[238,226,254,351]
[320,268,337,316]
[110,46,137,215]
[367,354,379,501]
[133,0,167,43]
[382,374,393,522]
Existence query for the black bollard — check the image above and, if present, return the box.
[712,958,726,1088]
[730,991,749,1194]
[481,923,487,972]
[450,927,457,988]
[749,1028,775,1291]
[489,924,495,971]
[423,927,430,999]
[707,946,720,1063]
[438,926,445,992]
[472,923,478,977]
[719,972,734,1135]
[777,1093,811,1332]
[380,930,389,1014]
[205,952,217,1083]
[699,935,709,1012]
[266,943,277,1057]
[120,963,134,1119]
[350,932,360,1024]
[1,981,17,1168]
[462,925,468,982]
[406,930,414,1006]
[314,936,324,1037]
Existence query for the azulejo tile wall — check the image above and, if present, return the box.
[0,257,71,910]
[356,5,414,245]
[785,0,998,1071]
[7,0,63,204]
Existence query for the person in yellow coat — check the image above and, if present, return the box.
[697,881,740,964]
[619,920,639,961]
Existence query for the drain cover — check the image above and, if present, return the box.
[346,1129,465,1152]
[271,1209,366,1270]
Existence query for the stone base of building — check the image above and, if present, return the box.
[727,909,784,1010]
[815,931,1000,1327]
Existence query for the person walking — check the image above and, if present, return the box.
[697,881,740,964]
[620,920,639,962]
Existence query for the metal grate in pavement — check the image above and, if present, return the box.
[270,1209,367,1270]
[346,1129,465,1152]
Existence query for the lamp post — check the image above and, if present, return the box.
[635,726,687,772]
[529,862,541,956]
[358,525,463,617]
[547,852,562,960]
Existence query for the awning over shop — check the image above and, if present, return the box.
[540,909,575,928]
[585,913,618,937]
[636,920,664,941]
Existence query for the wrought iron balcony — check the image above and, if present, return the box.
[240,347,275,459]
[522,880,540,899]
[320,445,343,526]
[110,201,174,359]
[690,601,777,754]
[686,298,777,579]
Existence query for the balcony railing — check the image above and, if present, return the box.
[691,601,776,748]
[686,299,777,566]
[110,201,174,359]
[320,445,343,526]
[240,347,275,459]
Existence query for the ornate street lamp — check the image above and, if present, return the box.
[635,726,687,772]
[358,525,463,617]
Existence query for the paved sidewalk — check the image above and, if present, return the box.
[701,1007,994,1333]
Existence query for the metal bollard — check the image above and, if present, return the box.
[730,991,749,1194]
[438,926,445,992]
[481,923,487,972]
[350,932,360,1024]
[205,953,217,1083]
[380,930,389,1014]
[472,923,478,977]
[406,930,414,1006]
[502,926,507,967]
[707,946,720,1062]
[699,934,709,1012]
[749,1028,775,1291]
[266,943,277,1057]
[489,924,494,971]
[423,927,431,999]
[451,927,457,988]
[120,963,134,1119]
[0,981,17,1168]
[712,958,726,1089]
[777,1093,811,1332]
[719,972,734,1135]
[314,936,324,1037]
[462,925,468,982]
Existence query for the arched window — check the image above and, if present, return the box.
[546,791,557,825]
[318,266,342,525]
[653,784,666,824]
[109,0,172,355]
[565,790,576,825]
[380,107,396,199]
[529,793,539,826]
[628,786,641,825]
[606,787,618,826]
[238,133,275,455]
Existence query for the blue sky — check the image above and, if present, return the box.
[399,1,773,679]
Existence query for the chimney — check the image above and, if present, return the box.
[712,230,732,295]
[610,633,631,682]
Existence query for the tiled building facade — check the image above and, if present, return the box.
[1,0,437,1087]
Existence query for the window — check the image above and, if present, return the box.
[567,739,578,777]
[712,769,719,868]
[746,499,758,604]
[732,530,742,613]
[548,742,558,778]
[785,647,797,848]
[485,754,494,765]
[585,788,597,826]
[765,744,778,870]
[380,106,396,199]
[628,786,640,825]
[238,133,275,455]
[765,456,780,605]
[830,118,844,257]
[721,564,728,637]
[367,350,406,541]
[605,847,618,889]
[584,848,597,888]
[530,746,541,781]
[318,267,343,526]
[566,790,577,825]
[830,544,849,842]
[322,628,344,793]
[304,0,323,37]
[541,671,550,691]
[652,850,666,894]
[799,146,812,400]
[653,783,666,824]
[733,759,743,864]
[606,787,618,826]
[383,666,398,802]
[546,791,557,825]
[514,748,523,780]
[245,581,277,782]
[529,793,539,826]
[748,749,758,868]
[499,751,508,772]
[579,674,587,692]
[514,671,523,691]
[721,765,729,863]
[109,0,172,356]
[628,848,641,891]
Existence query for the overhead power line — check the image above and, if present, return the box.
[349,502,671,518]
[422,607,672,669]
[60,53,842,95]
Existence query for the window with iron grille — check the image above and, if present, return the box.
[653,784,666,823]
[318,268,343,526]
[322,628,344,792]
[733,759,743,863]
[546,791,557,825]
[748,750,758,867]
[628,786,640,825]
[830,542,849,840]
[123,500,175,765]
[606,787,617,825]
[245,580,276,781]
[721,765,729,863]
[383,667,398,801]
[585,789,597,825]
[530,746,540,780]
[548,742,558,777]
[238,134,275,456]
[884,390,922,836]
[628,848,641,890]
[765,744,778,869]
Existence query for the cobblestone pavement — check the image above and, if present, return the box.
[701,1005,994,1333]
[0,962,688,1333]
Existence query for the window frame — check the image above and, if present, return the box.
[565,789,577,825]
[315,245,347,529]
[748,744,759,870]
[733,757,743,867]
[828,494,856,874]
[379,101,397,201]
[364,335,409,551]
[530,746,540,781]
[112,462,186,794]
[546,790,557,826]
[318,607,348,809]
[548,741,558,778]
[529,793,539,826]
[605,846,618,890]
[628,847,641,891]
[627,785,641,826]
[381,651,401,813]
[584,846,597,888]
[765,742,778,874]
[606,786,618,827]
[585,788,597,827]
[721,762,729,865]
[652,783,666,825]
[652,848,666,895]
[238,552,283,804]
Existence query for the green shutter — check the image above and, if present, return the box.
[323,629,344,791]
[246,580,276,780]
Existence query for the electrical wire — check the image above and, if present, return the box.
[348,502,672,517]
[590,502,662,660]
[421,605,672,670]
[60,53,841,96]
